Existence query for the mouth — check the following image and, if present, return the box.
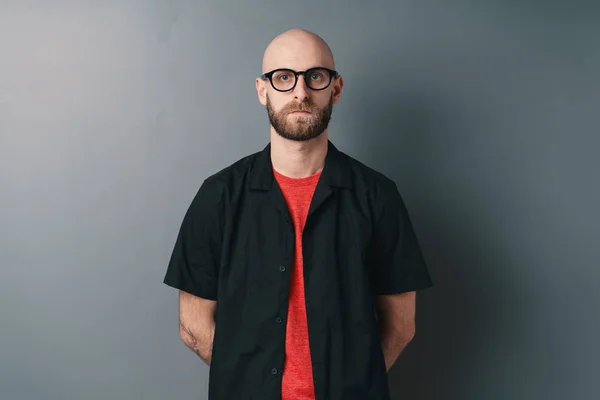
[290,111,311,115]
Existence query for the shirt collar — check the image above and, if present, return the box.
[248,139,352,191]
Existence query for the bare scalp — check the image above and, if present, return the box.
[262,29,335,73]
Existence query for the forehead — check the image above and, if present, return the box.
[263,37,334,72]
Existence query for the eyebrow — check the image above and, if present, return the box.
[264,65,334,72]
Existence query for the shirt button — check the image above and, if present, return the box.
[279,266,286,272]
[271,368,278,375]
[276,317,283,324]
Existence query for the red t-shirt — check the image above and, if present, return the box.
[273,168,322,400]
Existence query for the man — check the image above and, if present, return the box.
[163,29,433,400]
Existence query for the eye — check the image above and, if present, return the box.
[310,72,324,81]
[273,71,292,81]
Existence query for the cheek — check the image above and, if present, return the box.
[267,96,288,113]
[312,93,332,107]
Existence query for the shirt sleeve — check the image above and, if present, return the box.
[163,179,223,300]
[369,181,433,295]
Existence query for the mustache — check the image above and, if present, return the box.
[284,101,315,114]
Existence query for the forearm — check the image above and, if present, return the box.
[379,320,413,372]
[179,319,215,365]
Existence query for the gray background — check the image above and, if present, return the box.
[1,1,598,399]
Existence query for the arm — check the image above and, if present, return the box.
[376,291,416,372]
[163,179,224,362]
[367,181,432,371]
[179,290,217,365]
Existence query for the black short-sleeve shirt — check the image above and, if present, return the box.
[163,140,433,400]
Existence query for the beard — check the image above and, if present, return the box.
[266,94,333,142]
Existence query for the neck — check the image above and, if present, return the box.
[269,128,329,179]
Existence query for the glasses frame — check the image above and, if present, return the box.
[260,67,339,92]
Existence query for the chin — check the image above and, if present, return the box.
[290,114,312,122]
[288,114,309,120]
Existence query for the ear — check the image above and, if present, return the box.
[331,75,344,105]
[256,78,268,106]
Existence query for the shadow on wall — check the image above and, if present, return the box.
[348,82,509,400]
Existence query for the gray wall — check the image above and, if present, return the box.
[1,1,598,399]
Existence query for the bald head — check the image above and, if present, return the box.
[262,29,335,73]
[256,29,344,142]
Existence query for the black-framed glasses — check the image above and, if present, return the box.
[260,67,338,92]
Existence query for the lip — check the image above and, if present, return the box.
[291,111,310,114]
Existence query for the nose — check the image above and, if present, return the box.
[293,74,309,101]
